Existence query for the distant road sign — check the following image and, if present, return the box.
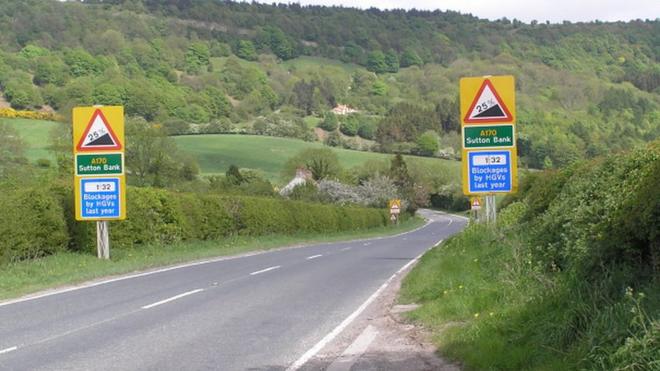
[462,149,518,194]
[470,197,482,210]
[463,124,514,149]
[389,199,402,214]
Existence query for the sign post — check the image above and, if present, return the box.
[73,106,126,259]
[460,75,518,224]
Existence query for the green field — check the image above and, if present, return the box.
[1,118,60,163]
[173,134,461,182]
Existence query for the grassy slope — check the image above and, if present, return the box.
[173,133,461,181]
[1,118,59,162]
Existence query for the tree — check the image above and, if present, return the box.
[416,130,439,156]
[319,112,338,131]
[225,164,245,185]
[366,51,387,74]
[284,148,342,181]
[384,50,399,73]
[340,115,359,136]
[125,117,198,186]
[389,154,412,189]
[400,48,423,67]
[185,42,210,74]
[236,40,257,61]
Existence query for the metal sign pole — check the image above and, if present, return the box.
[97,221,110,259]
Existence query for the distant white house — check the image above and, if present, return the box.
[331,104,358,116]
[279,167,314,196]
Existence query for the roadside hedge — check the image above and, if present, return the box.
[0,184,389,262]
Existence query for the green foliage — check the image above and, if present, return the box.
[0,186,68,264]
[400,48,423,67]
[339,115,359,136]
[366,51,387,74]
[185,42,210,74]
[384,50,399,73]
[236,40,258,61]
[318,112,338,131]
[283,148,342,181]
[415,130,439,156]
[401,142,660,370]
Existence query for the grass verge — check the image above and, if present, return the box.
[0,217,425,301]
[399,219,659,370]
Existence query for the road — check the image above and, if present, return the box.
[0,210,466,371]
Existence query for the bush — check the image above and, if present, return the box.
[0,182,389,261]
[0,186,68,264]
[339,116,359,136]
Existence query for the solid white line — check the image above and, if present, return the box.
[286,251,426,371]
[0,346,18,355]
[249,265,281,276]
[435,239,444,246]
[306,255,323,260]
[0,211,440,308]
[141,289,204,310]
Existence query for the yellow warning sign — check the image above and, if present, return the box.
[460,76,515,125]
[73,106,126,221]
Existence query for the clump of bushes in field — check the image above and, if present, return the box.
[0,183,389,264]
[401,140,659,370]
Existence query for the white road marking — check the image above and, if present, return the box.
[141,289,205,310]
[0,346,17,355]
[326,325,379,371]
[250,265,281,276]
[435,239,444,246]
[448,219,453,226]
[306,255,323,260]
[0,211,440,308]
[340,247,352,252]
[362,242,371,246]
[287,250,427,371]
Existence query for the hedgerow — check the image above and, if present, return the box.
[0,184,389,262]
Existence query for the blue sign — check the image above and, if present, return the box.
[80,177,121,219]
[468,150,512,193]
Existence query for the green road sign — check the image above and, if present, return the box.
[463,124,515,148]
[75,153,123,176]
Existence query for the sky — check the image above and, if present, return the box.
[285,0,660,23]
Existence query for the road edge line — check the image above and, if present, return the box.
[286,250,427,371]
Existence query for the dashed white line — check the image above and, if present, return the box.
[362,242,371,246]
[340,247,352,252]
[141,289,205,310]
[306,255,323,260]
[448,219,453,226]
[250,265,281,276]
[0,346,18,355]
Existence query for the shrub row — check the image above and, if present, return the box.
[0,108,63,121]
[0,184,389,263]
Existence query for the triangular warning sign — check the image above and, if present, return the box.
[76,109,122,151]
[464,79,513,123]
